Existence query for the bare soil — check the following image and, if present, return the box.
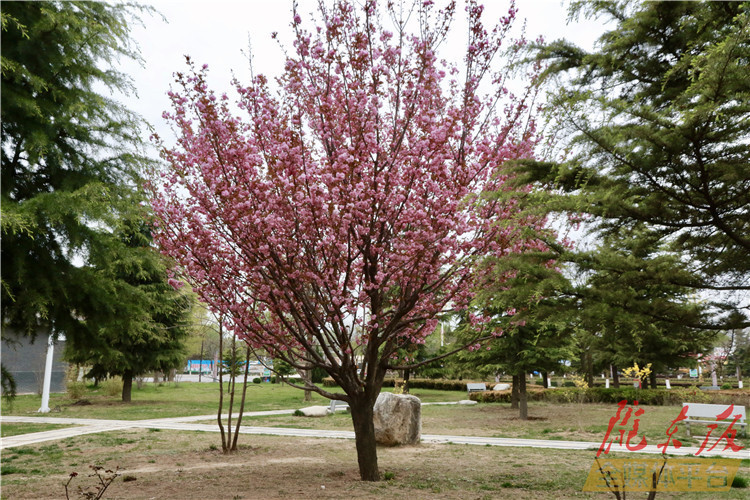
[2,427,748,500]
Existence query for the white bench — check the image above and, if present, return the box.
[466,383,487,394]
[328,399,349,413]
[682,403,747,437]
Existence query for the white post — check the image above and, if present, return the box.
[665,379,671,390]
[739,380,744,389]
[605,378,610,389]
[38,334,54,413]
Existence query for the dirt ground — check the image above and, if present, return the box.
[2,428,748,500]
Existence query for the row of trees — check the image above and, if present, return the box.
[2,0,748,484]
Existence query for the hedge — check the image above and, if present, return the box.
[322,377,487,392]
[470,386,750,407]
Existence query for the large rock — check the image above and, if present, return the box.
[373,393,421,446]
[297,406,329,417]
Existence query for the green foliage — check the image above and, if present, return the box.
[63,218,192,397]
[521,0,750,331]
[252,377,261,384]
[1,1,155,343]
[221,339,247,379]
[470,390,546,404]
[323,377,483,391]
[468,386,750,406]
[67,381,87,400]
[1,364,17,406]
[101,378,123,398]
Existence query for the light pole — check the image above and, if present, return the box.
[38,334,54,413]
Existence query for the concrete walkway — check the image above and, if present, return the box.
[2,407,747,459]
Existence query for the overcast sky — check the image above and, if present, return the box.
[120,0,608,148]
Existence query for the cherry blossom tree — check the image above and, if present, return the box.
[151,0,543,481]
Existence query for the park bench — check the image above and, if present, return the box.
[682,403,747,437]
[466,383,487,395]
[328,399,349,413]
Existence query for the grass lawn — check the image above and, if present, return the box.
[2,383,748,498]
[2,382,464,421]
[201,400,748,450]
[2,382,324,420]
[0,423,79,438]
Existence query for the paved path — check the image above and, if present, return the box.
[2,407,747,459]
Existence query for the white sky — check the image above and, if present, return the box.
[119,0,609,148]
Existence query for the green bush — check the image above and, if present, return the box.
[101,378,122,397]
[721,383,732,390]
[311,367,327,384]
[732,475,748,488]
[252,377,261,384]
[469,390,546,403]
[562,381,576,387]
[66,381,87,400]
[323,377,480,391]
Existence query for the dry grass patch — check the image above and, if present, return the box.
[3,428,748,500]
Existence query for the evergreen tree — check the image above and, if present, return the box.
[64,217,191,402]
[517,1,750,327]
[1,1,151,340]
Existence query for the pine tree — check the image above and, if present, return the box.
[1,2,152,339]
[63,217,191,402]
[517,1,750,327]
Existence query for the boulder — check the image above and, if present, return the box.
[297,406,329,417]
[373,392,421,446]
[493,383,511,391]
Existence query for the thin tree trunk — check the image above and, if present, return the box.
[649,370,657,389]
[349,397,380,481]
[612,365,620,389]
[225,337,237,453]
[121,370,133,402]
[519,370,528,420]
[403,368,411,394]
[217,324,227,453]
[511,374,519,409]
[541,371,549,389]
[231,345,251,451]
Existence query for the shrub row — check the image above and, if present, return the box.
[322,377,485,392]
[470,387,750,407]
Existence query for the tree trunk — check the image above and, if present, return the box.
[518,370,528,420]
[217,323,228,453]
[403,368,411,394]
[230,345,251,451]
[541,371,549,389]
[349,397,380,481]
[612,365,620,389]
[585,351,594,387]
[649,370,657,389]
[511,374,519,409]
[301,366,313,402]
[122,370,133,402]
[737,365,743,382]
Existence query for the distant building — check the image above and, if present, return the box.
[1,329,67,394]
